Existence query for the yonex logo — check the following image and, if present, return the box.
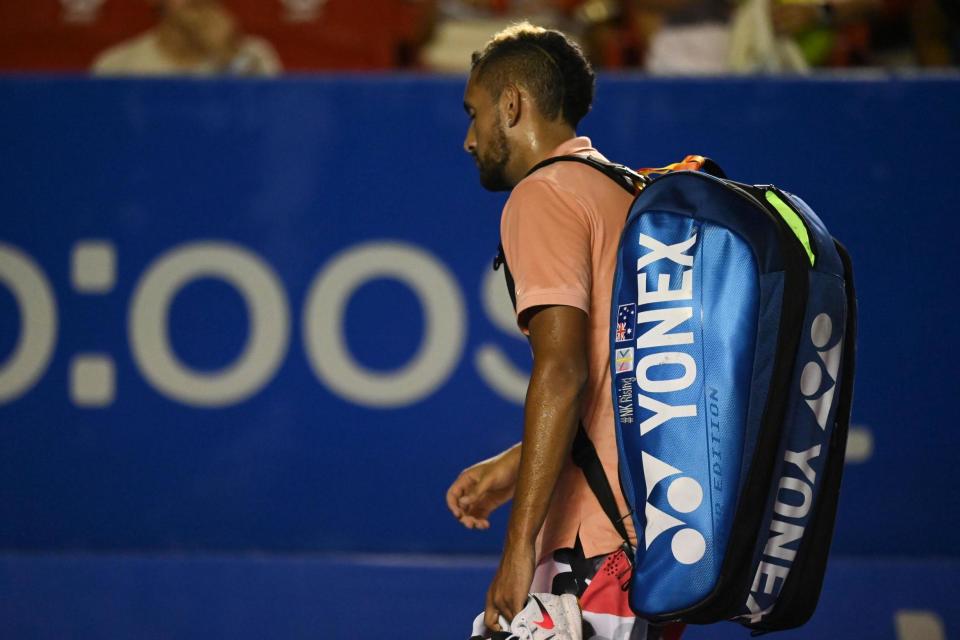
[633,232,698,437]
[633,230,705,565]
[743,311,843,622]
[642,452,706,564]
[799,313,843,430]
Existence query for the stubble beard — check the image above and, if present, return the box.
[477,117,513,192]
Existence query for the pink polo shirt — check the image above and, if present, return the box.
[500,136,638,559]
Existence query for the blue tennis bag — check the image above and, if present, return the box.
[496,155,856,632]
[602,158,856,632]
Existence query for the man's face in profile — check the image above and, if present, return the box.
[463,74,512,192]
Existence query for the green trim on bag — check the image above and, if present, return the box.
[766,190,815,266]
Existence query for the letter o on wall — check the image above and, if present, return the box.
[303,242,466,408]
[0,243,58,404]
[636,352,697,393]
[129,242,290,407]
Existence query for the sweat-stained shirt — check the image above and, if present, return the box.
[500,136,638,560]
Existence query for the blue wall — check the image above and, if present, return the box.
[1,76,958,559]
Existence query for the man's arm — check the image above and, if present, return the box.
[484,303,590,631]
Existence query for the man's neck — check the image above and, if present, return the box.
[516,127,579,180]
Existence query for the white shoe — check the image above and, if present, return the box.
[508,593,582,640]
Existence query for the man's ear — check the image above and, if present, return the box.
[499,83,522,128]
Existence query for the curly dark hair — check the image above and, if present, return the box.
[471,22,595,129]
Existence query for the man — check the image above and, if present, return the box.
[446,22,683,640]
[92,0,281,76]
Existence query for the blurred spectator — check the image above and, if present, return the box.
[422,0,577,71]
[728,0,811,73]
[0,0,433,72]
[642,0,733,73]
[776,0,956,69]
[767,0,882,68]
[92,0,282,75]
[227,0,435,70]
[904,0,958,65]
[422,0,659,71]
[572,0,658,68]
[0,0,951,72]
[639,0,885,74]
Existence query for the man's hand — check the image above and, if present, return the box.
[446,445,521,529]
[484,535,535,632]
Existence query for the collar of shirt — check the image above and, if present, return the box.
[547,136,597,158]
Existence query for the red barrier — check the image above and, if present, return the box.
[0,0,433,71]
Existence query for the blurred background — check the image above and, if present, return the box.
[0,0,958,74]
[0,1,958,639]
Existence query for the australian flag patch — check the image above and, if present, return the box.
[616,303,636,343]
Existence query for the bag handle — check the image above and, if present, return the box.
[638,154,727,179]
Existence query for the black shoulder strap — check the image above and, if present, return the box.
[493,244,516,309]
[525,154,648,196]
[572,423,634,558]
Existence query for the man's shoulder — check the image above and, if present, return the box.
[504,173,587,218]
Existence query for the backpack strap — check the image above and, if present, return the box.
[525,154,649,196]
[572,422,635,561]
